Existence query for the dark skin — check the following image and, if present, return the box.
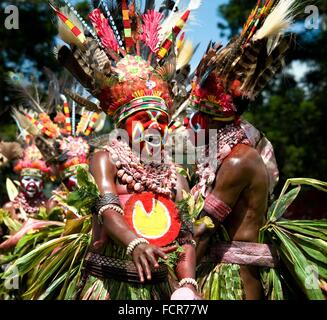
[90,111,198,295]
[195,117,269,300]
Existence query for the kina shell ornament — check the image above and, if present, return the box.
[124,192,181,246]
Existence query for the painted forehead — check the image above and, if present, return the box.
[21,175,42,181]
[130,110,167,119]
[146,110,166,120]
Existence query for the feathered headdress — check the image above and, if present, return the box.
[49,0,200,126]
[13,144,51,178]
[190,0,299,120]
[10,71,103,178]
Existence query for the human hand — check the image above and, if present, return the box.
[132,244,177,282]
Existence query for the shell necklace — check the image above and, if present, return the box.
[105,139,177,198]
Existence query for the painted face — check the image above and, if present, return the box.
[185,111,209,146]
[20,175,44,199]
[124,110,169,149]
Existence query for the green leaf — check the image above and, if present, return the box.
[47,206,65,221]
[269,178,327,222]
[272,227,325,299]
[289,233,327,265]
[270,268,284,300]
[4,234,79,277]
[280,219,327,228]
[176,166,190,180]
[63,216,88,236]
[58,239,83,299]
[194,193,205,217]
[37,266,79,300]
[24,235,88,298]
[269,186,301,221]
[286,178,327,193]
[0,209,22,232]
[6,178,18,202]
[277,221,327,241]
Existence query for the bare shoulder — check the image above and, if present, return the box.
[212,144,268,207]
[90,149,110,164]
[215,144,267,191]
[223,144,265,175]
[90,150,116,173]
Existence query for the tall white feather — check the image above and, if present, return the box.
[159,13,180,41]
[188,0,202,11]
[253,0,298,41]
[159,0,202,42]
[57,6,85,48]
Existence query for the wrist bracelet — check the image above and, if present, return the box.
[177,238,197,247]
[178,278,198,290]
[126,238,149,255]
[96,193,123,224]
[98,204,124,216]
[98,204,124,224]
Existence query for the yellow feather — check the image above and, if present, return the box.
[176,40,194,70]
[57,6,85,49]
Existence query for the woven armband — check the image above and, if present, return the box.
[95,193,123,224]
[203,193,232,222]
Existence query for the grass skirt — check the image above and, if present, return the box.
[78,241,173,300]
[197,262,245,300]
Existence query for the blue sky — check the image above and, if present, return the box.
[183,0,229,71]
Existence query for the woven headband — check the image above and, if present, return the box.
[189,95,236,120]
[113,96,169,125]
[21,168,43,178]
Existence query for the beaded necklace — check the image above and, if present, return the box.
[196,124,250,196]
[105,139,177,198]
[12,192,47,222]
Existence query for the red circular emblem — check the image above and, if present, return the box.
[124,192,181,246]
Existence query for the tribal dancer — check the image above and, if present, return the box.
[183,0,326,300]
[4,0,201,300]
[10,74,105,212]
[0,73,104,299]
[59,0,200,300]
[2,144,51,223]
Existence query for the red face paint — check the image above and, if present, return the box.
[185,111,208,146]
[123,110,169,150]
[20,175,44,199]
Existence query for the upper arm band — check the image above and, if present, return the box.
[203,193,232,222]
